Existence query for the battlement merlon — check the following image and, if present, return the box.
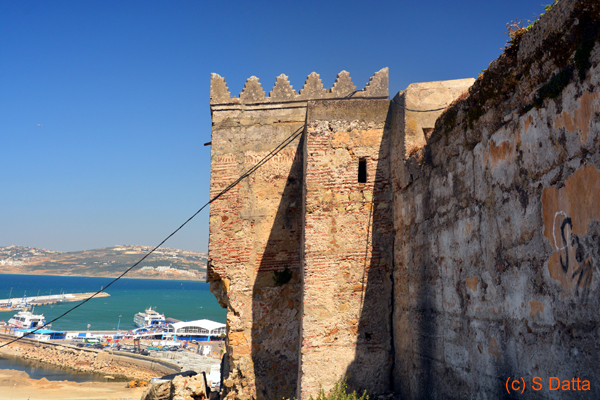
[210,68,388,105]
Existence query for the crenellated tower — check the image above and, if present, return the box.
[208,69,390,400]
[210,68,389,105]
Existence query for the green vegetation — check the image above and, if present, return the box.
[460,0,597,125]
[575,41,594,81]
[524,11,598,112]
[532,66,574,108]
[308,378,369,400]
[505,20,530,48]
[505,1,557,48]
[573,12,598,82]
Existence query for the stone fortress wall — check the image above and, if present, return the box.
[392,0,600,397]
[300,98,395,398]
[208,0,600,398]
[208,67,390,400]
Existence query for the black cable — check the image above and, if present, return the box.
[0,124,305,349]
[391,97,449,112]
[345,91,448,111]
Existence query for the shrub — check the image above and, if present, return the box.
[308,377,369,400]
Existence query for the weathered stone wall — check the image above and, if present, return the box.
[392,0,600,397]
[208,97,305,400]
[208,70,390,400]
[299,99,394,397]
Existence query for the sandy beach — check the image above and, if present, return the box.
[0,368,146,400]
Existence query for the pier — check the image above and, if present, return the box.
[0,292,110,309]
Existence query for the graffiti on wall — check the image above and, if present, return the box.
[552,211,596,299]
[543,165,600,299]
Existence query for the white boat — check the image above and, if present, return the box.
[134,308,166,328]
[8,310,46,329]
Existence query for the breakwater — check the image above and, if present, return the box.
[0,334,180,381]
[0,292,110,310]
[0,354,123,382]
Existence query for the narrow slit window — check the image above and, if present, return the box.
[358,159,367,183]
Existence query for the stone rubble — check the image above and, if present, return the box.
[141,374,210,400]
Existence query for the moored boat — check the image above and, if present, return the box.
[8,310,46,329]
[133,307,166,328]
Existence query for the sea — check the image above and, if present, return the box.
[0,355,129,382]
[0,274,226,381]
[0,274,226,332]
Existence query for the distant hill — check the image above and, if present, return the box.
[0,245,207,280]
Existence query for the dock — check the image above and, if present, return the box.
[0,292,110,308]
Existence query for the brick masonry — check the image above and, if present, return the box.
[208,100,306,400]
[208,70,394,400]
[299,99,394,397]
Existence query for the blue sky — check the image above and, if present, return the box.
[1,1,551,253]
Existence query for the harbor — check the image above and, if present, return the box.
[0,325,225,391]
[0,275,225,332]
[0,306,226,389]
[0,291,110,311]
[2,307,226,345]
[0,275,227,398]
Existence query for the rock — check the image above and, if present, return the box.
[141,381,172,400]
[171,374,209,400]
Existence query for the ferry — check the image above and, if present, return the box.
[8,310,46,329]
[134,308,166,328]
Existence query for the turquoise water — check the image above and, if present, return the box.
[0,274,226,332]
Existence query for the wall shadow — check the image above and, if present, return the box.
[383,109,520,398]
[251,137,304,400]
[344,106,395,395]
[413,189,437,399]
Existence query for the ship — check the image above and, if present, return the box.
[7,310,46,329]
[133,307,166,328]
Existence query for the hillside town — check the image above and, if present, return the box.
[0,245,208,280]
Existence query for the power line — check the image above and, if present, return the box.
[345,91,449,112]
[0,124,305,349]
[391,97,449,112]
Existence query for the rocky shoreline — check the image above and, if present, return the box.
[0,339,164,382]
